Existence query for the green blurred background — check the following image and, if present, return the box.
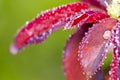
[0,0,112,80]
[0,0,78,80]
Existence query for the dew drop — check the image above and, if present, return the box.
[102,53,104,56]
[102,63,104,65]
[25,29,34,36]
[109,71,111,75]
[89,75,92,78]
[105,56,107,59]
[103,30,111,39]
[83,63,87,68]
[98,67,101,70]
[105,49,108,52]
[25,21,29,25]
[10,44,19,55]
[86,41,88,44]
[85,32,87,35]
[116,29,119,34]
[115,49,119,54]
[111,63,115,66]
[83,72,85,75]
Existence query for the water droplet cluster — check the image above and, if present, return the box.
[110,21,120,79]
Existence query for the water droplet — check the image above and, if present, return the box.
[85,32,87,35]
[102,63,104,65]
[102,53,104,56]
[89,75,92,78]
[105,49,108,52]
[116,30,119,34]
[10,44,19,55]
[98,67,101,70]
[26,21,29,25]
[115,49,119,54]
[83,72,85,75]
[112,63,115,66]
[109,71,111,75]
[105,56,107,59]
[25,29,33,36]
[86,41,88,44]
[103,30,111,39]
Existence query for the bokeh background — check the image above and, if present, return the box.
[0,0,77,80]
[0,0,112,80]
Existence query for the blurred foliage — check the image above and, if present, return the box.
[0,0,112,80]
[0,0,77,80]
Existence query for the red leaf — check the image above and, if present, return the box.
[63,23,92,80]
[65,10,109,29]
[79,18,117,77]
[10,2,89,54]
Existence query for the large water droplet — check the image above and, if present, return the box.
[103,30,111,39]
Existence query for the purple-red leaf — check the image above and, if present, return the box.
[110,56,120,80]
[110,21,120,79]
[65,10,109,29]
[10,2,89,54]
[78,18,117,77]
[63,23,92,80]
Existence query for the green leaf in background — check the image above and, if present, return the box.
[0,0,76,80]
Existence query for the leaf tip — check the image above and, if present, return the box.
[10,44,19,55]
